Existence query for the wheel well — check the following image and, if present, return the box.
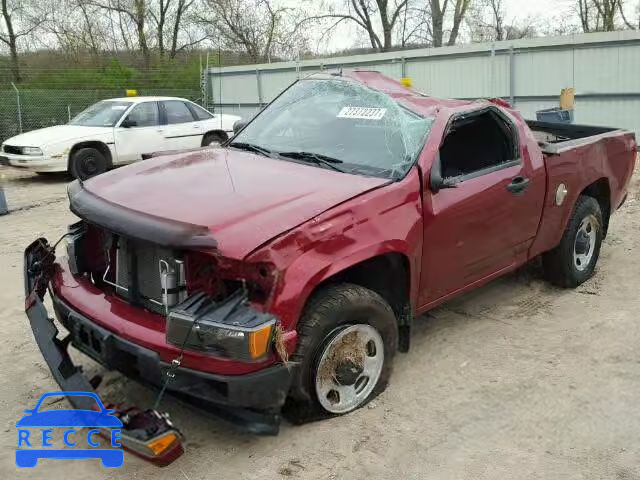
[580,178,611,237]
[202,130,228,146]
[314,253,412,352]
[68,141,113,170]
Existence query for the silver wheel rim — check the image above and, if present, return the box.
[315,324,384,414]
[573,214,598,272]
[206,137,221,146]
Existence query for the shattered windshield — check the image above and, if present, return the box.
[70,100,132,127]
[230,78,433,179]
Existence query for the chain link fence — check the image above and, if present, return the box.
[0,86,203,143]
[0,53,208,142]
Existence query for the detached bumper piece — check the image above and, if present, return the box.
[24,239,184,466]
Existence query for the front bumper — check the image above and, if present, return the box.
[52,295,292,414]
[25,239,291,435]
[0,152,66,172]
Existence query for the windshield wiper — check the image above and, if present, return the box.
[229,142,276,158]
[276,151,347,173]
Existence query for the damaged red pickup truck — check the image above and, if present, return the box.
[25,72,636,438]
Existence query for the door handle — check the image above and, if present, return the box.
[506,176,530,195]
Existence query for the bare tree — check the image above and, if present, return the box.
[430,0,472,47]
[618,0,639,28]
[169,0,201,57]
[299,0,410,51]
[447,0,471,45]
[85,0,151,65]
[577,0,636,31]
[0,0,48,81]
[44,0,106,57]
[397,0,430,46]
[466,0,537,41]
[198,0,303,62]
[150,0,200,58]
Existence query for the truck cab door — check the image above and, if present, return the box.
[114,101,166,163]
[418,107,544,307]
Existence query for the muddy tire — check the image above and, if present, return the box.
[202,131,227,146]
[543,195,603,288]
[284,283,397,424]
[69,147,108,180]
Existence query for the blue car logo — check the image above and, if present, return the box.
[16,391,123,468]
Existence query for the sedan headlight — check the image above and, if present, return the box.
[22,146,43,156]
[166,290,276,362]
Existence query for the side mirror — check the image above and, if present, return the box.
[233,118,248,135]
[121,118,137,128]
[429,154,458,193]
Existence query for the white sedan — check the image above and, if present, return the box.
[0,97,240,179]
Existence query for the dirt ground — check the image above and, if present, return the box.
[1,163,639,480]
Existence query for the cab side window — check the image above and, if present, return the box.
[123,102,160,128]
[439,110,518,179]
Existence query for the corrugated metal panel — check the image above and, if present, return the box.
[207,31,640,135]
[407,54,509,98]
[513,50,574,96]
[216,73,260,104]
[574,44,640,93]
[572,98,640,132]
[259,70,300,100]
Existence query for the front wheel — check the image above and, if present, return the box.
[543,195,603,287]
[284,284,397,424]
[69,147,108,180]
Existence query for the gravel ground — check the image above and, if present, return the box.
[1,162,639,480]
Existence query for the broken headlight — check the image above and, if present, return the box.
[166,290,276,362]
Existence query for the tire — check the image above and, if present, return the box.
[202,132,227,147]
[543,195,603,288]
[284,283,398,424]
[69,147,108,180]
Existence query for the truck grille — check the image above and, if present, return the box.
[110,237,186,315]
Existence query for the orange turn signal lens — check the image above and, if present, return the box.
[249,324,273,359]
[147,432,178,455]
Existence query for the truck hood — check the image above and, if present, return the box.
[82,148,388,258]
[4,125,111,147]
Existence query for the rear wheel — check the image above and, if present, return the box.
[284,283,397,424]
[202,132,227,147]
[69,147,108,180]
[543,195,603,287]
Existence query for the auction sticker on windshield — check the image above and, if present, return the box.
[337,106,387,120]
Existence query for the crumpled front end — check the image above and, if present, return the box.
[24,214,294,440]
[24,238,185,466]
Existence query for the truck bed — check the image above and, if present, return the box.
[526,120,628,155]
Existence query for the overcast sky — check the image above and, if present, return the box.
[301,0,639,53]
[503,0,574,18]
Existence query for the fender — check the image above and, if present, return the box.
[267,237,420,334]
[245,167,423,352]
